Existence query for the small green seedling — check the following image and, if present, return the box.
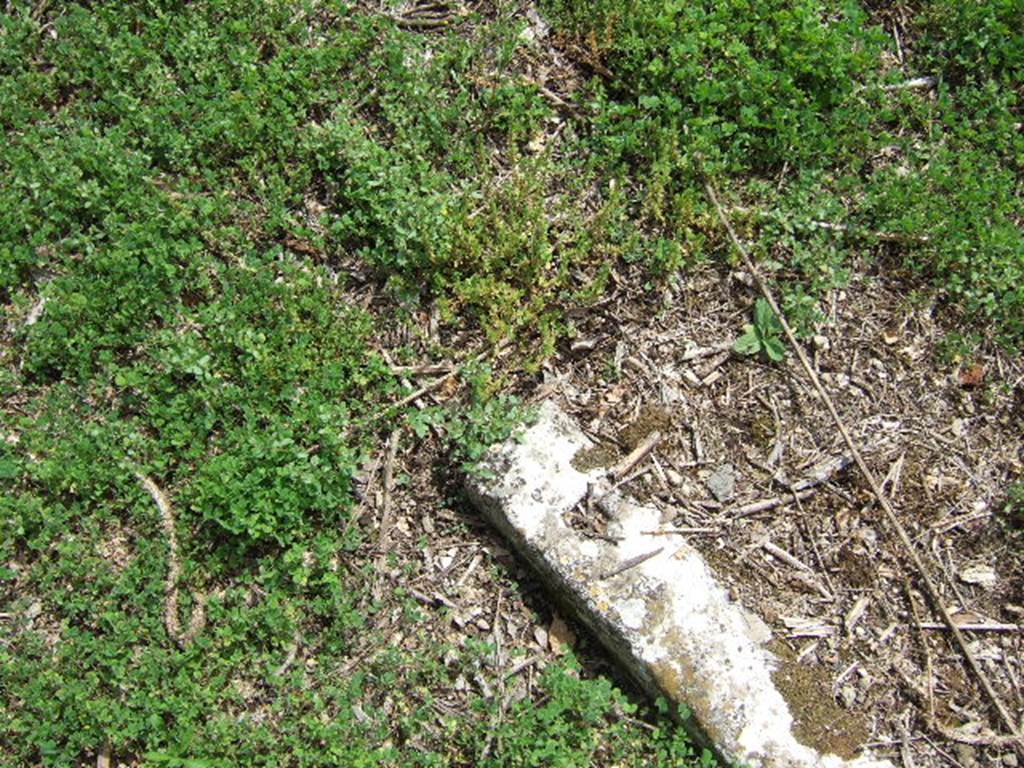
[734,299,786,362]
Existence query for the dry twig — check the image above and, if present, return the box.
[137,474,207,649]
[731,489,816,519]
[642,527,716,536]
[609,430,663,479]
[369,372,459,423]
[365,341,509,426]
[917,621,1020,633]
[598,548,664,580]
[274,627,303,678]
[904,579,937,725]
[377,428,401,551]
[882,75,939,91]
[504,653,543,680]
[681,340,733,362]
[389,363,454,376]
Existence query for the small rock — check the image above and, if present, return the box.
[533,625,548,650]
[959,564,997,588]
[548,615,575,655]
[1002,753,1018,767]
[954,744,977,768]
[524,6,550,39]
[731,270,755,288]
[813,334,830,351]
[526,132,546,154]
[707,463,736,503]
[840,684,857,708]
[25,600,42,622]
[25,296,47,327]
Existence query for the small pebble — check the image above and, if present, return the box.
[839,685,857,708]
[706,463,736,503]
[954,744,977,768]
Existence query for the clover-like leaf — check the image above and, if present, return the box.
[753,299,782,334]
[733,325,762,356]
[763,336,787,362]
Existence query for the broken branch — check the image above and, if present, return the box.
[137,473,206,649]
[609,431,663,480]
[598,547,664,581]
[731,489,816,519]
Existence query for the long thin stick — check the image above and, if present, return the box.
[366,370,458,424]
[376,428,401,551]
[137,474,206,649]
[917,622,1020,633]
[598,547,664,581]
[704,179,1022,744]
[904,578,937,724]
[731,489,816,518]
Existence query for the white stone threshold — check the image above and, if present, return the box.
[466,402,891,768]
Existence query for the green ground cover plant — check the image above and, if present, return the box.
[0,1,705,765]
[545,0,1024,345]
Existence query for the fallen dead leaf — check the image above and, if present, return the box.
[548,615,575,655]
[958,363,986,388]
[781,616,836,638]
[439,377,460,398]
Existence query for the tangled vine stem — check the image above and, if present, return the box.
[704,178,1023,749]
[137,474,206,649]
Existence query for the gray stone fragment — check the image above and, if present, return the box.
[466,402,890,768]
[954,745,977,768]
[706,463,736,502]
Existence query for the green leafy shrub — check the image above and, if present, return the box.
[0,3,708,765]
[550,0,885,173]
[917,0,1024,86]
[458,654,713,767]
[862,144,1024,342]
[545,0,1024,349]
[734,299,787,362]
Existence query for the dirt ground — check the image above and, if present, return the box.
[366,256,1024,766]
